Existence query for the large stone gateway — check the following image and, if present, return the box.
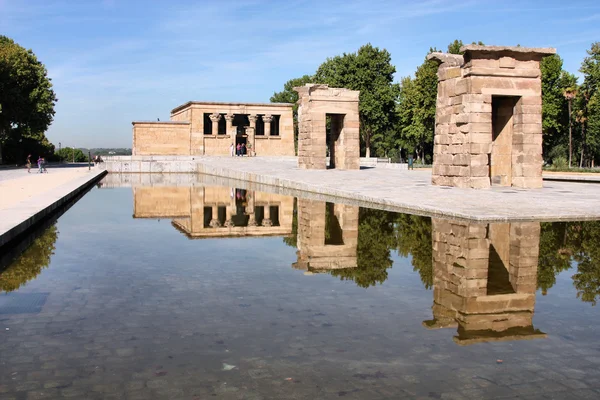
[294,84,360,170]
[428,45,556,189]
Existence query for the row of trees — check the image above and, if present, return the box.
[271,41,600,167]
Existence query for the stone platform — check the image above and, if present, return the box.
[101,156,600,222]
[0,166,107,249]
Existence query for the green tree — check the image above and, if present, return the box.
[329,208,396,288]
[397,40,471,163]
[577,42,600,167]
[55,147,88,162]
[314,43,400,158]
[395,214,433,289]
[0,225,58,292]
[270,75,314,153]
[570,221,600,305]
[537,222,572,294]
[0,36,57,164]
[540,54,578,164]
[283,198,298,248]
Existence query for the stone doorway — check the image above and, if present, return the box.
[326,114,345,169]
[294,84,360,170]
[491,96,520,186]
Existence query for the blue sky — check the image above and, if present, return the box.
[1,0,599,148]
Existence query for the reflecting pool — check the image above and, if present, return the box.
[1,178,600,399]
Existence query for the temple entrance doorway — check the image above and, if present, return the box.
[491,96,519,186]
[326,113,345,169]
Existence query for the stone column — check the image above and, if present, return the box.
[225,114,235,146]
[248,115,257,156]
[246,191,257,226]
[263,114,273,136]
[224,202,234,227]
[209,205,221,227]
[262,204,272,227]
[209,113,221,136]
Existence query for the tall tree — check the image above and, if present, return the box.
[540,54,578,164]
[270,75,314,153]
[314,43,400,158]
[0,36,57,164]
[578,42,600,167]
[397,40,470,163]
[0,225,58,292]
[395,214,433,289]
[329,208,396,288]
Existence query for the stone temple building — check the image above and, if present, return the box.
[133,185,293,239]
[132,101,295,157]
[428,45,556,189]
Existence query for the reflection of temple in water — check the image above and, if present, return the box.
[424,219,546,345]
[293,199,359,271]
[133,186,293,238]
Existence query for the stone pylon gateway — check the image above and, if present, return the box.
[424,219,546,345]
[428,45,556,189]
[294,84,360,170]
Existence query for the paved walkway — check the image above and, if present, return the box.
[0,167,96,210]
[0,166,106,248]
[191,157,600,221]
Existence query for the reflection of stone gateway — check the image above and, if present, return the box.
[293,199,359,271]
[132,186,293,239]
[424,219,546,345]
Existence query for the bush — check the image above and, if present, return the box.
[552,156,568,169]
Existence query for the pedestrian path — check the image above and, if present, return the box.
[0,167,95,210]
[0,166,106,248]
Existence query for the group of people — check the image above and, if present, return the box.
[26,155,47,173]
[230,142,249,157]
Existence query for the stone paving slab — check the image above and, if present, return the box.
[0,167,106,248]
[189,157,600,222]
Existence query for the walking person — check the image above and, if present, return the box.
[41,157,48,173]
[37,156,43,173]
[236,143,241,156]
[241,143,246,156]
[26,154,32,173]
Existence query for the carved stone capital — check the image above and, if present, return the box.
[248,216,258,227]
[224,219,235,227]
[209,113,221,123]
[209,218,222,228]
[224,114,234,122]
[261,218,273,227]
[248,114,257,123]
[262,114,273,123]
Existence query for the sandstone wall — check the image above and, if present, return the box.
[295,85,360,170]
[171,103,294,156]
[132,122,191,156]
[426,218,543,344]
[133,185,293,238]
[429,46,553,189]
[133,186,191,218]
[294,199,358,270]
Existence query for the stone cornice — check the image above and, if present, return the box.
[171,101,293,115]
[460,45,556,57]
[132,121,190,125]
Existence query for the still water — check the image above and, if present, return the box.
[1,178,600,399]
